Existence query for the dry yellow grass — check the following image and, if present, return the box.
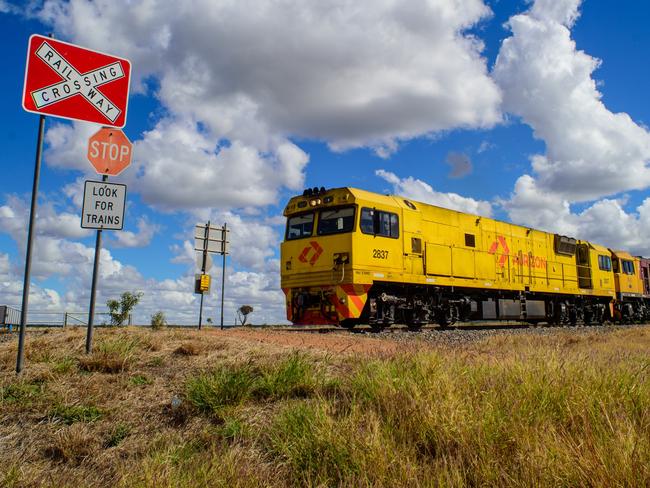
[0,325,648,487]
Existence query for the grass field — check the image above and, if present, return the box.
[1,326,649,487]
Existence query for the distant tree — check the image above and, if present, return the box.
[237,305,254,326]
[150,311,167,330]
[107,291,143,326]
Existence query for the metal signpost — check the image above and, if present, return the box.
[17,34,131,373]
[84,130,132,354]
[194,222,230,329]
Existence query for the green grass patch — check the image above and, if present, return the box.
[50,404,102,424]
[129,374,152,386]
[1,381,43,405]
[105,423,131,448]
[186,364,258,414]
[264,401,361,485]
[147,356,165,367]
[52,356,76,374]
[186,353,317,416]
[78,335,141,373]
[255,353,316,400]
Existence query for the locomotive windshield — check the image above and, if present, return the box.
[286,212,314,240]
[317,206,356,235]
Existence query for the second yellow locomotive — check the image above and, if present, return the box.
[281,187,649,328]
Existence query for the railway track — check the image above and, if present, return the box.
[274,321,649,334]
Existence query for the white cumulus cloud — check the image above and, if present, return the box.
[376,169,493,216]
[493,0,650,202]
[38,0,501,156]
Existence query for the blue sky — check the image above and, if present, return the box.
[1,0,650,324]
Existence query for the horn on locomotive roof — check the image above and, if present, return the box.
[303,187,327,197]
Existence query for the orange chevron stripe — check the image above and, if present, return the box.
[348,294,364,313]
[330,293,350,319]
[337,284,370,317]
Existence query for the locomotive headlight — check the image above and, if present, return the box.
[309,198,321,207]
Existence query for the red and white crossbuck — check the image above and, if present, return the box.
[22,35,131,127]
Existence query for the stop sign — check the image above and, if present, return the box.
[87,128,133,176]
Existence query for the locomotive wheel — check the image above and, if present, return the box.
[340,319,356,330]
[583,308,593,326]
[436,306,456,329]
[568,307,578,326]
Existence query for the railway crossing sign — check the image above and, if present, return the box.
[87,128,133,176]
[22,34,132,127]
[81,180,127,230]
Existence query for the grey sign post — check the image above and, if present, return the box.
[82,179,127,353]
[194,222,230,329]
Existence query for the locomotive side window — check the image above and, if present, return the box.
[317,207,356,235]
[622,260,635,275]
[598,255,612,271]
[360,208,399,238]
[360,208,374,234]
[465,233,476,248]
[286,212,314,240]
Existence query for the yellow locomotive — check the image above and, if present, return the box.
[281,187,650,328]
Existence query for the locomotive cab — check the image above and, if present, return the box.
[611,251,643,298]
[281,188,365,324]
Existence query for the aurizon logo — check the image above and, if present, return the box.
[488,235,510,267]
[298,241,323,266]
[488,235,548,269]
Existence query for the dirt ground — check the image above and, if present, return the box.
[214,327,411,355]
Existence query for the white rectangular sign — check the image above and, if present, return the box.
[195,238,228,254]
[81,180,126,230]
[194,224,229,254]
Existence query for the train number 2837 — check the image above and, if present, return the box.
[372,249,389,259]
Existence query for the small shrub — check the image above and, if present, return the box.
[107,291,142,326]
[50,404,102,424]
[151,311,167,330]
